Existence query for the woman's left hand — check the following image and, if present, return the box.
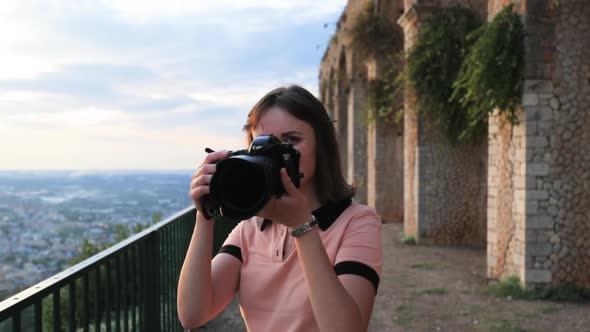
[257,168,313,228]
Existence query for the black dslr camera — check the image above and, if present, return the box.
[201,134,302,220]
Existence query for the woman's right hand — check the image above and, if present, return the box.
[189,150,230,213]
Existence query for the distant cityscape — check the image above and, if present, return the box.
[0,170,194,302]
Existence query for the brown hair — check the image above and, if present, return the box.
[243,85,355,204]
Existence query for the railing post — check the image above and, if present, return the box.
[142,232,161,332]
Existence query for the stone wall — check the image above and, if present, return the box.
[398,0,488,246]
[523,0,590,287]
[547,0,590,288]
[417,118,488,245]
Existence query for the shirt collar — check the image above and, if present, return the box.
[259,198,352,232]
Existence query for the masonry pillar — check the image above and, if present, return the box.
[366,56,405,223]
[336,51,350,180]
[347,78,368,203]
[488,0,590,288]
[398,3,488,246]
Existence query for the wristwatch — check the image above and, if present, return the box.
[289,215,318,237]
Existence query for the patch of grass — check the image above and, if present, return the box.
[488,319,527,332]
[411,262,435,270]
[487,276,531,299]
[396,305,411,313]
[416,288,448,296]
[487,276,590,302]
[400,233,416,245]
[411,262,446,270]
[393,305,413,328]
[536,283,590,302]
[537,304,560,314]
[465,304,484,314]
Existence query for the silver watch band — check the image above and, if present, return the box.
[289,215,318,237]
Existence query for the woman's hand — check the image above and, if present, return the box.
[257,168,313,228]
[189,150,230,213]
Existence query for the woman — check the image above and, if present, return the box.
[178,85,383,332]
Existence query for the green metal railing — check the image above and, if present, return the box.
[0,206,238,332]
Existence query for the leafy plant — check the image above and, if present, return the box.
[365,54,405,124]
[487,275,530,299]
[487,275,590,302]
[400,233,416,245]
[405,6,483,143]
[415,287,448,295]
[451,4,525,140]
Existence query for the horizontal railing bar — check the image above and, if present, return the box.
[0,206,195,320]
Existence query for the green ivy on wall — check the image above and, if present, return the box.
[403,4,525,143]
[451,4,525,140]
[366,58,404,124]
[405,6,483,142]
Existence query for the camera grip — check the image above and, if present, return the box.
[199,147,221,219]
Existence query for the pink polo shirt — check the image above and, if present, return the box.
[216,199,383,332]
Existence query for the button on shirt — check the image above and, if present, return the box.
[217,199,383,332]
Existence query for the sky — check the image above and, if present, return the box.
[0,0,346,171]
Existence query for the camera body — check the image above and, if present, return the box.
[201,134,302,220]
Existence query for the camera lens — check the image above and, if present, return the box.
[211,156,271,219]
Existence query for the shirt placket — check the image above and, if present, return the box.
[272,225,287,263]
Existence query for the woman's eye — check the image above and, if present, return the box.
[284,136,300,144]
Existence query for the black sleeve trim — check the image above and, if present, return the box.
[334,261,380,293]
[217,245,243,263]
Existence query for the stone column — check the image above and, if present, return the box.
[398,4,488,246]
[348,80,368,203]
[336,52,350,181]
[367,112,405,223]
[366,54,405,223]
[398,5,420,239]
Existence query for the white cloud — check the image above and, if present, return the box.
[4,108,127,128]
[0,0,342,170]
[97,0,346,25]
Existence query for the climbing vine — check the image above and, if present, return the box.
[451,4,525,141]
[405,6,483,142]
[401,4,525,142]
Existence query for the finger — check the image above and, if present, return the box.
[189,185,210,202]
[200,164,217,175]
[280,168,298,196]
[191,174,213,189]
[204,150,230,164]
[192,164,216,179]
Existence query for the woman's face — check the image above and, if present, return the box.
[252,106,317,192]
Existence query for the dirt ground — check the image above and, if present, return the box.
[198,223,590,332]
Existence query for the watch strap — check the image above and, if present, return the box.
[289,215,318,237]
